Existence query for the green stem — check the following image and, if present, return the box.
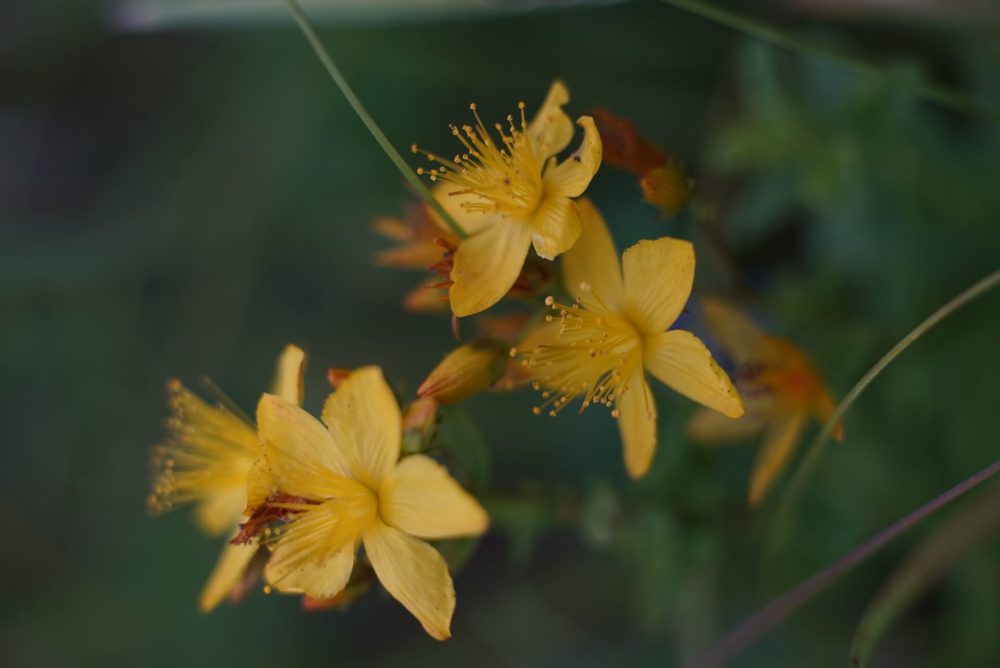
[658,0,1000,121]
[282,0,467,239]
[767,268,1000,567]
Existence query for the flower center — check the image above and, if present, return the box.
[413,102,544,220]
[517,294,642,417]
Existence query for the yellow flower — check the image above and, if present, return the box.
[149,344,306,612]
[687,298,843,506]
[249,366,489,640]
[413,80,602,317]
[418,344,504,405]
[514,199,744,479]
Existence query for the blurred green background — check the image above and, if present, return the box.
[2,1,999,666]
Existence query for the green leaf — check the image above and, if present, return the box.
[438,405,492,492]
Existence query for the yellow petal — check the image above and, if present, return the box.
[321,366,401,488]
[541,116,602,198]
[199,531,258,613]
[429,183,497,237]
[527,80,573,161]
[270,344,306,406]
[644,330,744,418]
[622,237,695,336]
[449,220,533,317]
[561,198,623,310]
[749,411,807,506]
[700,297,771,367]
[257,393,349,498]
[363,521,456,641]
[265,503,358,597]
[617,371,658,479]
[244,455,272,514]
[530,197,582,261]
[380,454,489,539]
[194,487,247,537]
[687,408,765,443]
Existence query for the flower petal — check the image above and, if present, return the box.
[617,370,658,479]
[199,532,258,613]
[193,487,247,537]
[270,344,306,406]
[363,522,456,641]
[644,330,744,418]
[699,297,772,367]
[321,366,401,488]
[527,80,573,161]
[265,503,357,597]
[449,220,533,317]
[257,393,349,499]
[380,454,489,540]
[622,237,695,335]
[541,116,602,199]
[429,183,497,237]
[561,198,623,310]
[749,411,807,506]
[530,197,582,261]
[687,408,766,443]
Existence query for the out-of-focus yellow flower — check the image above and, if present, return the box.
[687,298,843,506]
[413,80,602,317]
[418,344,505,405]
[148,345,306,612]
[247,367,489,640]
[513,199,744,478]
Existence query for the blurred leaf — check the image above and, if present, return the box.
[849,486,1000,668]
[485,491,563,564]
[438,405,492,492]
[111,0,499,30]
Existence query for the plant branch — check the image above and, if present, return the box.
[282,0,467,239]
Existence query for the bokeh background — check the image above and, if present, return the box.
[2,1,999,666]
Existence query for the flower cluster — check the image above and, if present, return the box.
[150,80,841,639]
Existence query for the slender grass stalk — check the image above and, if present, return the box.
[683,458,1000,668]
[282,0,467,239]
[849,485,1000,667]
[768,268,1000,562]
[658,0,1000,121]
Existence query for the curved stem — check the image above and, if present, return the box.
[658,0,1000,121]
[282,0,467,239]
[684,458,1000,668]
[768,268,1000,560]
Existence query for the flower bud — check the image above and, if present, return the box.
[640,163,692,217]
[418,345,504,405]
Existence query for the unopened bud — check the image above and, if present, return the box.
[640,162,692,217]
[417,344,504,405]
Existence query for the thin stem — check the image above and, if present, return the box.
[658,0,1000,121]
[282,0,467,239]
[769,268,1000,557]
[684,458,1000,668]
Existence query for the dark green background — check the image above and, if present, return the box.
[2,1,998,666]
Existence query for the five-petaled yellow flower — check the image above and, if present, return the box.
[413,80,602,317]
[514,199,744,478]
[247,366,489,640]
[687,298,843,506]
[149,344,306,612]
